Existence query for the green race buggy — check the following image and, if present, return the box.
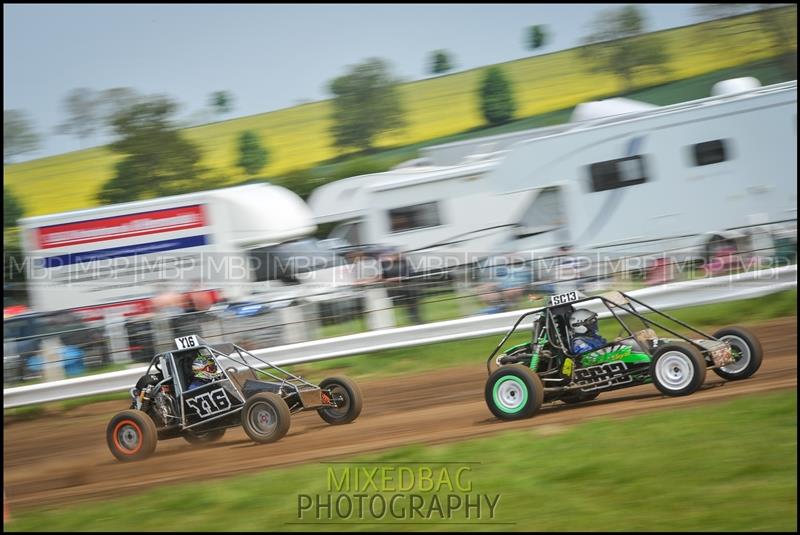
[485,290,763,420]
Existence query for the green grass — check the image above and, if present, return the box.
[5,391,796,531]
[7,360,137,388]
[319,290,483,338]
[4,8,796,217]
[4,391,130,422]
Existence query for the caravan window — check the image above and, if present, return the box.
[330,221,362,246]
[692,139,728,166]
[388,202,441,233]
[588,155,648,192]
[518,187,564,232]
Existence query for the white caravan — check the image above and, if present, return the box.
[19,184,354,319]
[309,79,797,273]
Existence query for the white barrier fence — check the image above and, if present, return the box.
[4,264,796,408]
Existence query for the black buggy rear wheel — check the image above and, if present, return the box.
[712,326,763,381]
[485,364,544,420]
[241,393,291,444]
[318,376,363,425]
[106,409,158,462]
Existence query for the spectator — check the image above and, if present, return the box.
[344,248,383,287]
[477,255,535,314]
[380,249,423,324]
[56,311,87,377]
[645,257,674,286]
[151,283,194,339]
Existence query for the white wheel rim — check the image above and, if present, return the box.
[498,380,524,409]
[655,352,695,391]
[719,335,751,374]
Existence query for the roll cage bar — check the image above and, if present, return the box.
[144,341,318,399]
[486,290,721,374]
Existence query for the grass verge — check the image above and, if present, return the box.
[4,391,796,531]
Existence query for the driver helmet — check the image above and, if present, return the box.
[569,309,598,335]
[192,349,218,378]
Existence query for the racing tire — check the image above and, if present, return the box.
[651,342,707,397]
[711,326,763,381]
[182,428,226,446]
[318,376,363,425]
[241,393,291,444]
[106,410,158,462]
[485,364,544,420]
[560,391,600,404]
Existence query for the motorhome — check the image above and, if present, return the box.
[18,183,354,320]
[309,79,797,274]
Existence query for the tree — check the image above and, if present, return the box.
[210,91,234,116]
[328,58,407,153]
[579,5,671,93]
[429,50,454,75]
[100,87,141,129]
[96,95,223,205]
[693,4,797,77]
[478,67,516,126]
[236,131,269,176]
[56,88,101,148]
[277,168,320,200]
[3,186,25,228]
[4,110,40,163]
[527,25,549,51]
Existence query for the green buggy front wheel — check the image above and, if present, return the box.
[485,365,544,420]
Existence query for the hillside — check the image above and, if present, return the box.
[4,8,796,217]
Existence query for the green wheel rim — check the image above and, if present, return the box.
[492,376,529,414]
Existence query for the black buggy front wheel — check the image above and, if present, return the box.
[106,409,158,462]
[318,376,363,425]
[485,365,544,420]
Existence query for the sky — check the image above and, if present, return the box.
[4,3,700,160]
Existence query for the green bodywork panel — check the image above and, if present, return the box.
[580,344,652,367]
[501,341,652,370]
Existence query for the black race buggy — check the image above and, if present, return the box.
[106,335,363,461]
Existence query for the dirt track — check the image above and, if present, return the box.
[3,317,797,510]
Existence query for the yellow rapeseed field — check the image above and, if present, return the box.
[4,10,795,216]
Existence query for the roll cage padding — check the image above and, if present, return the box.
[546,305,575,356]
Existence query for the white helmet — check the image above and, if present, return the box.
[569,309,598,335]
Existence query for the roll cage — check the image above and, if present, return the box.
[138,337,324,429]
[486,290,724,374]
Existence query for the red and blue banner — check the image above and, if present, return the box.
[41,235,209,268]
[36,205,206,249]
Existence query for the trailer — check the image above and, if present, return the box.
[309,79,797,274]
[18,184,353,320]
